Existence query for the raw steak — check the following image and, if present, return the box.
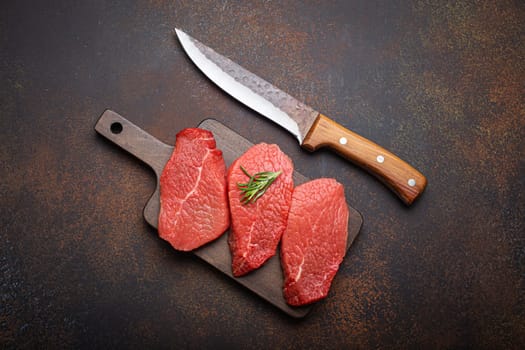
[227,143,294,277]
[158,128,229,251]
[281,178,349,306]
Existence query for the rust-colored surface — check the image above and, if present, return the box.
[1,0,524,348]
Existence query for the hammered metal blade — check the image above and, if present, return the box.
[175,28,319,143]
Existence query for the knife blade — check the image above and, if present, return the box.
[175,28,427,205]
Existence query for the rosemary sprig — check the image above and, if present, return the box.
[237,165,282,204]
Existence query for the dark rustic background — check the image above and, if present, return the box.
[1,0,524,348]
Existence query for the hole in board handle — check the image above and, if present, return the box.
[110,122,123,134]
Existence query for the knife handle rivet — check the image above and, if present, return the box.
[408,179,416,187]
[339,137,347,145]
[376,155,385,163]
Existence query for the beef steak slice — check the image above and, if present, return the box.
[281,178,349,306]
[227,143,294,277]
[158,128,229,251]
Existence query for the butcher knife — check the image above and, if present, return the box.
[175,29,427,205]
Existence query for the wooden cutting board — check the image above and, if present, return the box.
[95,109,363,318]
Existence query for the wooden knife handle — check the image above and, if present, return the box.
[302,114,427,205]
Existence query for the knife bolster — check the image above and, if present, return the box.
[302,114,334,152]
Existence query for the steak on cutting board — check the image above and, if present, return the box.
[281,178,349,306]
[227,143,294,277]
[158,128,229,251]
[96,111,363,318]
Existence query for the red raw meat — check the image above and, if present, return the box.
[281,178,349,306]
[158,128,229,251]
[227,143,294,277]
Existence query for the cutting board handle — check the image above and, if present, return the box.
[94,109,173,228]
[94,109,172,176]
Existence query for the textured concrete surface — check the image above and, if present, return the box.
[1,0,524,348]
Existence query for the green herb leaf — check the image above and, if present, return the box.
[237,165,282,204]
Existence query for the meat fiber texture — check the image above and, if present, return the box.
[158,128,229,251]
[228,143,294,277]
[281,178,349,306]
